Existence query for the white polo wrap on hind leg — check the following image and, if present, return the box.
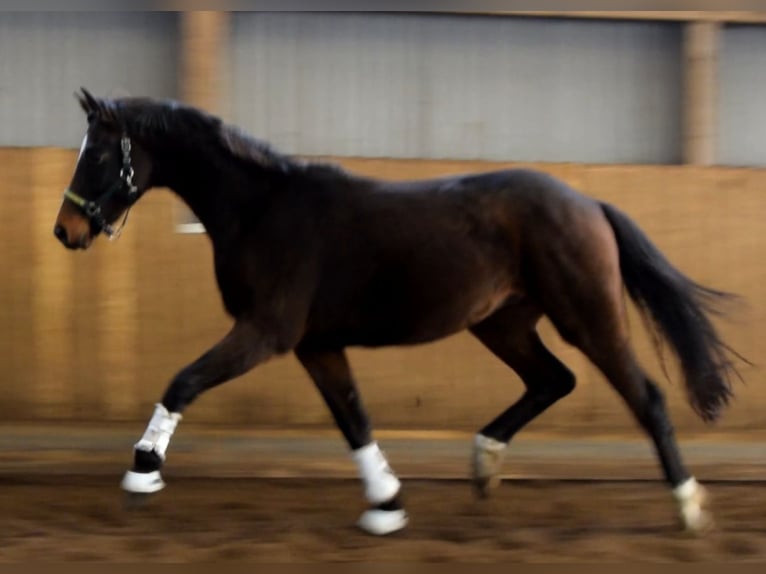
[673,476,709,532]
[352,442,401,504]
[121,404,182,495]
[473,433,508,482]
[352,442,408,536]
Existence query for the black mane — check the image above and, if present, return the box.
[108,97,342,176]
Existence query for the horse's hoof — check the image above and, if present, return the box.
[121,469,166,494]
[357,508,409,536]
[120,469,166,511]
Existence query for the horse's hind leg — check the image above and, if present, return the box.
[574,337,712,534]
[468,302,576,497]
[294,344,408,536]
[535,214,712,534]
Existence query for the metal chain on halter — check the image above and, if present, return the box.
[120,135,138,196]
[103,134,139,241]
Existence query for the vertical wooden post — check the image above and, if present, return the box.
[683,21,719,166]
[180,11,228,112]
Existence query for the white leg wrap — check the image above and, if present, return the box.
[673,477,711,533]
[134,403,182,461]
[121,404,181,495]
[473,434,508,484]
[352,442,401,505]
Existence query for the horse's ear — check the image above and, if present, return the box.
[75,90,89,115]
[75,87,122,126]
[75,87,101,118]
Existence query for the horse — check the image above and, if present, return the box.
[53,87,745,537]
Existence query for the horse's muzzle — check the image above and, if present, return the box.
[53,223,91,250]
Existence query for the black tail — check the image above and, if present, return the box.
[600,202,746,423]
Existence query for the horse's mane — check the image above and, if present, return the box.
[107,96,343,176]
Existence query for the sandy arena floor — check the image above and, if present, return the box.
[1,475,764,562]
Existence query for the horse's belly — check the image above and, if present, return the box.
[465,285,515,325]
[309,282,516,349]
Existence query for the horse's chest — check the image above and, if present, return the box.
[213,255,262,317]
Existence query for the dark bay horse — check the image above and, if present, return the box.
[54,88,745,537]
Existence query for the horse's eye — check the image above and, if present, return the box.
[85,148,108,165]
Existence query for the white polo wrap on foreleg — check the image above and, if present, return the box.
[134,403,182,460]
[121,404,182,494]
[352,442,401,505]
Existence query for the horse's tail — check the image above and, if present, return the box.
[599,201,745,423]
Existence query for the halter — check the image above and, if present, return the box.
[63,134,139,241]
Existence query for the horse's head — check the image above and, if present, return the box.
[53,87,151,249]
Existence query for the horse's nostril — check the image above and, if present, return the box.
[53,224,68,243]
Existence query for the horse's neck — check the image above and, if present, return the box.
[155,148,260,241]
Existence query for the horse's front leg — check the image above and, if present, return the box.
[295,344,408,536]
[121,320,274,496]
